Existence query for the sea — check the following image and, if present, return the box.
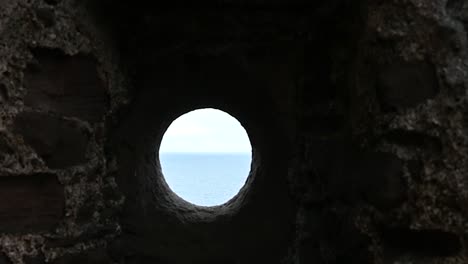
[159,153,252,206]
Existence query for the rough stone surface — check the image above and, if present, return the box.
[0,0,467,263]
[288,0,468,263]
[0,0,124,263]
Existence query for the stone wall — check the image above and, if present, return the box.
[289,0,468,263]
[0,1,126,262]
[0,0,467,263]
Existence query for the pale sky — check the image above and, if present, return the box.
[159,108,252,153]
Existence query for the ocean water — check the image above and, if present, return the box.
[159,153,252,206]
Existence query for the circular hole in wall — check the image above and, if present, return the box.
[159,108,252,206]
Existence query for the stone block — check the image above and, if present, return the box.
[0,173,64,233]
[377,62,439,110]
[24,49,108,123]
[13,111,89,169]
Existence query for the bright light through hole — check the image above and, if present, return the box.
[159,108,252,206]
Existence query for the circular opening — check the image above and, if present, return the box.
[159,108,252,206]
